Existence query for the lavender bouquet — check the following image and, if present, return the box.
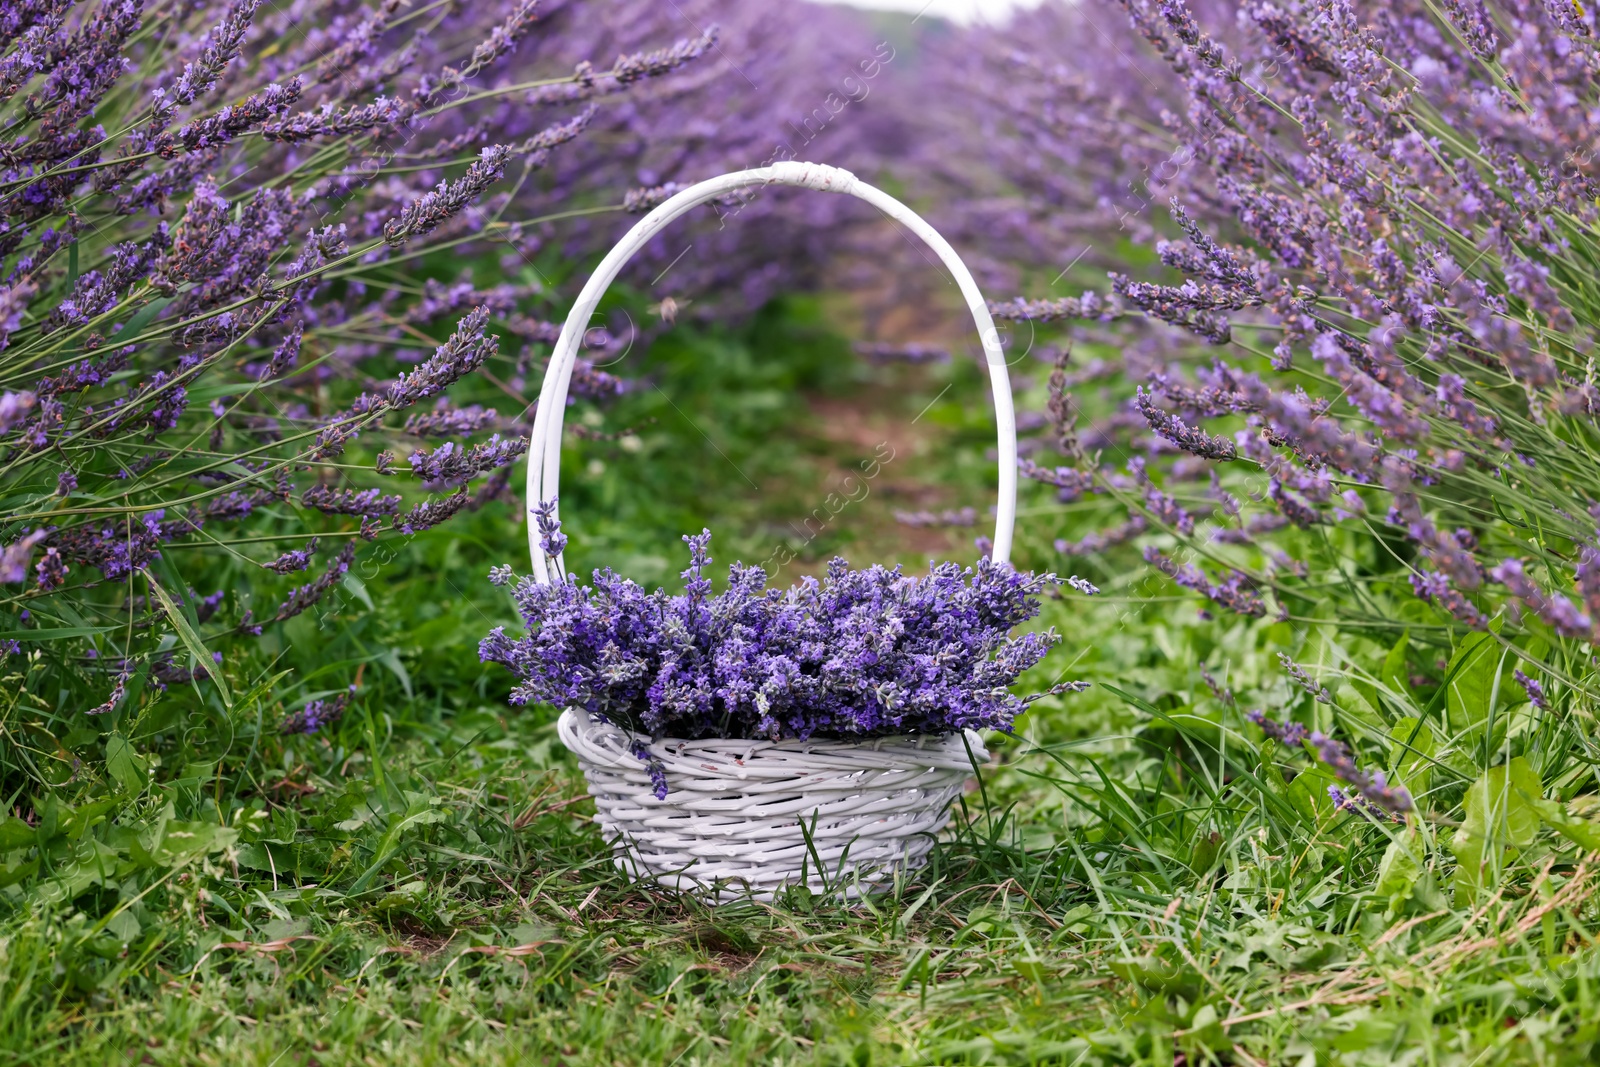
[480,503,1066,745]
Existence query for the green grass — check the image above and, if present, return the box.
[4,303,1600,1065]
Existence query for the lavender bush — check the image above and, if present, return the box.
[481,505,1066,749]
[930,1,1600,739]
[0,0,893,742]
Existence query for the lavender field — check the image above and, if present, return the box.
[3,0,1600,1062]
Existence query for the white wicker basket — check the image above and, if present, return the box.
[524,162,1018,901]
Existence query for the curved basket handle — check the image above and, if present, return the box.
[525,161,1017,583]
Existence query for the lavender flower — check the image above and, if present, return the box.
[34,547,68,591]
[406,434,526,490]
[854,342,950,365]
[403,400,498,438]
[532,498,567,560]
[622,183,685,214]
[271,543,356,622]
[1245,709,1308,747]
[385,307,499,410]
[1490,559,1592,640]
[1310,731,1413,815]
[281,689,353,735]
[895,507,978,528]
[1135,387,1238,460]
[1066,575,1100,595]
[1199,663,1233,708]
[87,670,131,716]
[302,486,401,519]
[1328,785,1405,823]
[265,539,319,574]
[0,390,36,432]
[1055,514,1147,556]
[630,740,670,801]
[261,95,418,142]
[1514,668,1548,710]
[258,322,303,382]
[383,146,511,245]
[1278,652,1332,704]
[396,489,470,535]
[1143,547,1265,617]
[1,530,47,583]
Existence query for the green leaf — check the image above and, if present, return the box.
[1375,829,1422,912]
[1286,765,1341,822]
[116,296,171,345]
[146,574,231,709]
[1101,683,1162,717]
[378,647,412,699]
[1381,630,1410,696]
[0,625,123,641]
[0,817,36,849]
[105,734,148,795]
[67,240,79,291]
[1524,791,1600,852]
[130,819,239,869]
[1388,717,1436,796]
[1444,632,1501,737]
[348,792,448,893]
[0,851,38,888]
[1451,757,1544,897]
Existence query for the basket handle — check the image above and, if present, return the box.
[525,161,1018,583]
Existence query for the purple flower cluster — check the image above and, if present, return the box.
[1278,652,1333,705]
[1513,668,1548,711]
[281,687,354,735]
[1245,709,1307,747]
[482,520,1065,744]
[1311,732,1414,816]
[407,434,526,491]
[1142,546,1265,617]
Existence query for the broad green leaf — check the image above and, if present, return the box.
[130,820,239,869]
[146,574,231,709]
[0,817,35,849]
[342,573,374,612]
[1451,757,1544,897]
[348,792,448,892]
[60,798,119,840]
[1375,830,1422,912]
[1336,683,1382,729]
[0,851,38,888]
[33,839,126,904]
[1381,630,1410,696]
[1444,632,1501,737]
[104,909,141,945]
[105,734,148,795]
[378,647,412,699]
[1286,766,1341,822]
[1526,794,1600,852]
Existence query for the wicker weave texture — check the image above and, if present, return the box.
[559,709,985,901]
